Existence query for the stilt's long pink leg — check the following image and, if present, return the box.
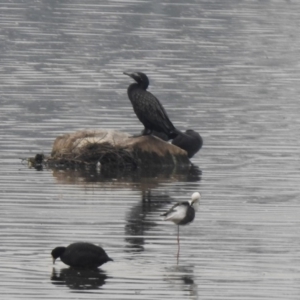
[177,225,180,264]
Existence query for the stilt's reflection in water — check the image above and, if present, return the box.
[164,265,198,299]
[51,267,108,290]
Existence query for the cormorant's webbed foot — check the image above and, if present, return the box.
[141,128,152,136]
[152,131,170,141]
[130,129,152,138]
[130,133,143,138]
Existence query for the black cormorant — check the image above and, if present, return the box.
[124,72,180,139]
[172,129,203,158]
[51,242,113,268]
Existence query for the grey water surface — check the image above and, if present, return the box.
[0,0,300,299]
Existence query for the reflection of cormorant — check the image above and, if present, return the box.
[51,242,113,268]
[51,268,108,290]
[124,72,180,139]
[125,191,173,253]
[172,130,203,158]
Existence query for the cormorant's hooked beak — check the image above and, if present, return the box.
[108,257,114,262]
[123,72,139,81]
[123,71,148,87]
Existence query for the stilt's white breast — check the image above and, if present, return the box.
[163,204,188,224]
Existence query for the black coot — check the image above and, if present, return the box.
[51,242,113,268]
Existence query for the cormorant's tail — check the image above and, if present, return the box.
[152,129,181,141]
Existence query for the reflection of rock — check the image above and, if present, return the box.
[50,129,190,168]
[50,163,202,191]
[51,267,108,290]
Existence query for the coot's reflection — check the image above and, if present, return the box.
[51,267,109,290]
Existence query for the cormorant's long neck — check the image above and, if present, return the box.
[127,80,149,97]
[139,78,149,90]
[127,83,139,98]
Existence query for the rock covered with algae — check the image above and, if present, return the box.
[30,129,190,169]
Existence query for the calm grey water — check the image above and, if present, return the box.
[1,0,300,299]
